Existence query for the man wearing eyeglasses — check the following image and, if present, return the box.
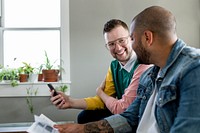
[54,6,200,133]
[50,19,151,124]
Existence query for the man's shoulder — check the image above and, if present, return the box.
[111,59,119,64]
[137,64,153,70]
[139,66,154,80]
[182,46,200,58]
[110,60,119,67]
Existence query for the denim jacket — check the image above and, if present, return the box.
[106,39,200,133]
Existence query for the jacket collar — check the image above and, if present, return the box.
[149,39,186,78]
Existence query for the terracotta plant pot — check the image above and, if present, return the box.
[42,69,59,82]
[19,74,28,82]
[38,74,43,81]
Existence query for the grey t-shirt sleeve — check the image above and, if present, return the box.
[105,114,132,133]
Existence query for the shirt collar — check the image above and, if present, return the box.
[119,52,137,72]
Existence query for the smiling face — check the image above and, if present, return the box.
[104,26,133,65]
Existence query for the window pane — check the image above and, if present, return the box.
[4,0,60,27]
[4,30,60,68]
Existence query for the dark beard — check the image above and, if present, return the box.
[135,39,150,65]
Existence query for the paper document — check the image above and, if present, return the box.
[27,114,59,133]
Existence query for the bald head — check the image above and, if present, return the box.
[130,6,178,68]
[131,6,177,40]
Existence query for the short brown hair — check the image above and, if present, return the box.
[103,19,129,35]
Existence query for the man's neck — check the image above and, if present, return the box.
[119,53,136,72]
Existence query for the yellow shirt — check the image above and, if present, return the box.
[84,67,115,110]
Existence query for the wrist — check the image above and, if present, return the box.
[97,87,103,96]
[68,97,74,108]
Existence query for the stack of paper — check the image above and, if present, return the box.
[27,114,58,133]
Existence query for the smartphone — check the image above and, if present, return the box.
[47,83,62,105]
[47,83,58,96]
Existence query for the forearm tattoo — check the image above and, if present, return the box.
[84,119,114,133]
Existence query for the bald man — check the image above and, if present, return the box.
[53,6,200,133]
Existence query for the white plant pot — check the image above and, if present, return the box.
[28,74,38,83]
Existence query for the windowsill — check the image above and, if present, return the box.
[0,122,31,133]
[0,81,71,97]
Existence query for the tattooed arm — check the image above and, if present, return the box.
[54,119,114,133]
[85,120,114,132]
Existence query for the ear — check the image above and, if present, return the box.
[143,30,153,46]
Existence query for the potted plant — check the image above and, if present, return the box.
[28,69,38,83]
[42,51,60,82]
[18,62,34,82]
[0,67,19,87]
[55,84,68,93]
[37,64,44,81]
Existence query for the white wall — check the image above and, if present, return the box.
[0,0,199,123]
[69,0,200,122]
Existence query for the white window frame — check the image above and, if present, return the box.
[0,0,70,96]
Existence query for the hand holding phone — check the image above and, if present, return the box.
[47,83,62,105]
[47,83,58,96]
